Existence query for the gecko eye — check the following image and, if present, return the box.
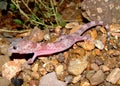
[13,46,17,50]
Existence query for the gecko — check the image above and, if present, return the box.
[8,21,110,64]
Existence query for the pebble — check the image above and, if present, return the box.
[89,70,105,85]
[29,80,39,86]
[106,68,120,84]
[80,81,90,86]
[31,63,38,72]
[68,59,88,75]
[2,59,26,80]
[80,40,95,50]
[89,29,98,40]
[38,67,47,75]
[31,71,40,79]
[100,65,110,72]
[29,26,45,42]
[65,22,79,29]
[44,34,50,41]
[0,55,10,72]
[39,72,67,86]
[0,77,11,86]
[86,70,95,80]
[94,40,104,50]
[55,64,64,75]
[72,75,81,83]
[64,75,73,84]
[90,63,99,71]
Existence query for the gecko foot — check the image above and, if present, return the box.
[27,58,34,64]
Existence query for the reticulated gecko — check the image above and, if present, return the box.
[8,21,110,64]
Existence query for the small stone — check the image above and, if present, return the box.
[80,40,95,50]
[106,68,120,84]
[94,40,104,50]
[64,75,73,84]
[31,72,40,79]
[91,63,99,71]
[29,80,39,86]
[44,62,55,72]
[0,77,11,86]
[86,70,95,80]
[55,26,62,35]
[57,53,64,63]
[29,26,45,42]
[70,25,82,34]
[89,29,98,40]
[100,65,110,72]
[55,64,64,75]
[31,63,38,72]
[0,55,10,72]
[72,75,81,83]
[90,70,105,85]
[2,59,26,80]
[80,81,90,86]
[68,59,88,75]
[39,72,67,86]
[65,22,79,29]
[38,67,47,75]
[44,34,50,41]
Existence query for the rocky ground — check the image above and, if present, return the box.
[0,0,120,86]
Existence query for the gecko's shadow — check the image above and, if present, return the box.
[10,53,34,61]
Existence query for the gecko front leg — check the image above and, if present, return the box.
[27,54,37,64]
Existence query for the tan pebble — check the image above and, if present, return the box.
[64,52,69,58]
[70,25,82,34]
[86,62,91,71]
[80,81,90,86]
[39,67,47,75]
[110,24,120,33]
[92,49,101,56]
[110,24,120,37]
[55,26,62,34]
[71,47,85,57]
[63,52,69,63]
[68,59,88,75]
[2,59,26,80]
[73,44,78,49]
[55,65,64,75]
[65,22,79,29]
[44,62,54,72]
[50,58,59,66]
[29,26,45,42]
[117,79,120,85]
[91,63,99,71]
[32,63,38,72]
[100,65,110,72]
[106,68,120,84]
[100,26,107,34]
[22,73,32,82]
[28,80,39,86]
[31,72,40,79]
[72,75,81,83]
[89,29,98,40]
[80,40,95,50]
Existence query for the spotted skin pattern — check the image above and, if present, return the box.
[8,21,110,64]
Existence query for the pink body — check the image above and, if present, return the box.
[8,21,109,64]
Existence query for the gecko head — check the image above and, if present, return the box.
[8,39,37,54]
